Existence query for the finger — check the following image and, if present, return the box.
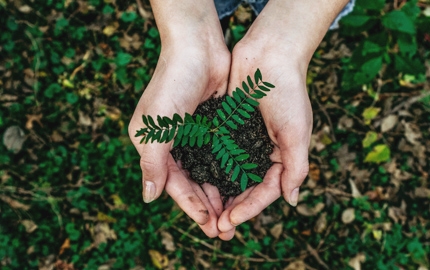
[139,143,170,203]
[217,185,257,232]
[165,156,210,226]
[278,128,310,207]
[189,181,220,238]
[218,228,236,241]
[201,183,223,217]
[228,164,282,225]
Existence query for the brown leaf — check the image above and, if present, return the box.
[25,114,43,130]
[349,179,363,198]
[314,212,328,233]
[415,187,430,198]
[348,253,366,270]
[309,163,321,181]
[284,260,306,270]
[161,231,175,252]
[78,111,92,126]
[0,195,30,210]
[403,121,422,145]
[388,206,407,224]
[93,222,117,247]
[341,208,355,224]
[59,238,70,255]
[296,202,325,217]
[3,126,26,153]
[21,219,38,233]
[381,115,398,133]
[270,223,283,239]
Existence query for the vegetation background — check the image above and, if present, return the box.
[0,0,429,269]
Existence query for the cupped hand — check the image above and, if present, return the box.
[217,40,313,240]
[128,41,230,237]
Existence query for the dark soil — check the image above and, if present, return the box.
[171,97,273,198]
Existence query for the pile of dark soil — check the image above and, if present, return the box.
[171,97,273,197]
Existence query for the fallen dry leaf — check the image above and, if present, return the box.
[21,220,38,233]
[270,223,283,240]
[381,115,398,133]
[3,126,26,153]
[341,208,355,224]
[59,238,70,255]
[348,253,366,270]
[25,114,43,129]
[161,231,175,252]
[296,202,325,217]
[284,260,306,270]
[403,121,422,145]
[309,163,321,181]
[314,212,328,233]
[414,187,430,198]
[93,222,117,247]
[0,195,30,211]
[349,179,363,198]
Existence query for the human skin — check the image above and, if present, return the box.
[128,0,350,240]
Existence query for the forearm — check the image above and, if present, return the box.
[149,0,224,46]
[244,0,350,63]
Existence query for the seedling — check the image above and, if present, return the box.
[135,69,275,191]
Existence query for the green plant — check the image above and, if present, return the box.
[134,69,275,190]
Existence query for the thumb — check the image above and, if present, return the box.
[129,116,170,203]
[139,142,170,203]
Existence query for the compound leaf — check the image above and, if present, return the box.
[254,68,262,83]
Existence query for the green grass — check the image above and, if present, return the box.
[1,0,429,269]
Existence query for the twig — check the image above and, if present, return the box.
[312,89,337,142]
[384,91,430,116]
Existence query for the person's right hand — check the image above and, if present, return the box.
[128,0,230,238]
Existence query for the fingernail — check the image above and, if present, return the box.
[143,180,156,203]
[289,187,299,207]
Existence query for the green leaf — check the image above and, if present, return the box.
[230,149,246,155]
[226,120,237,130]
[197,135,203,147]
[173,134,181,147]
[212,142,222,154]
[241,103,255,112]
[263,81,275,88]
[242,81,250,93]
[218,127,229,134]
[121,12,138,22]
[115,52,133,66]
[237,88,246,98]
[237,109,251,119]
[184,113,194,123]
[145,129,155,143]
[232,115,244,125]
[362,107,381,124]
[213,117,220,127]
[258,85,270,92]
[382,10,415,34]
[253,90,266,97]
[184,124,192,135]
[247,75,254,90]
[204,133,211,145]
[222,102,232,114]
[240,173,248,191]
[226,96,237,108]
[248,173,262,182]
[181,135,188,147]
[364,144,391,163]
[152,130,162,142]
[160,129,169,142]
[216,148,226,160]
[341,15,372,27]
[233,89,242,103]
[157,115,168,128]
[235,154,249,161]
[217,109,227,121]
[190,125,199,137]
[232,166,240,182]
[254,69,262,84]
[176,125,184,141]
[142,115,149,126]
[246,98,259,107]
[221,153,229,168]
[189,135,196,147]
[167,127,176,142]
[242,163,258,170]
[163,116,174,125]
[173,113,183,124]
[362,131,378,148]
[148,116,159,129]
[135,128,148,137]
[225,159,234,174]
